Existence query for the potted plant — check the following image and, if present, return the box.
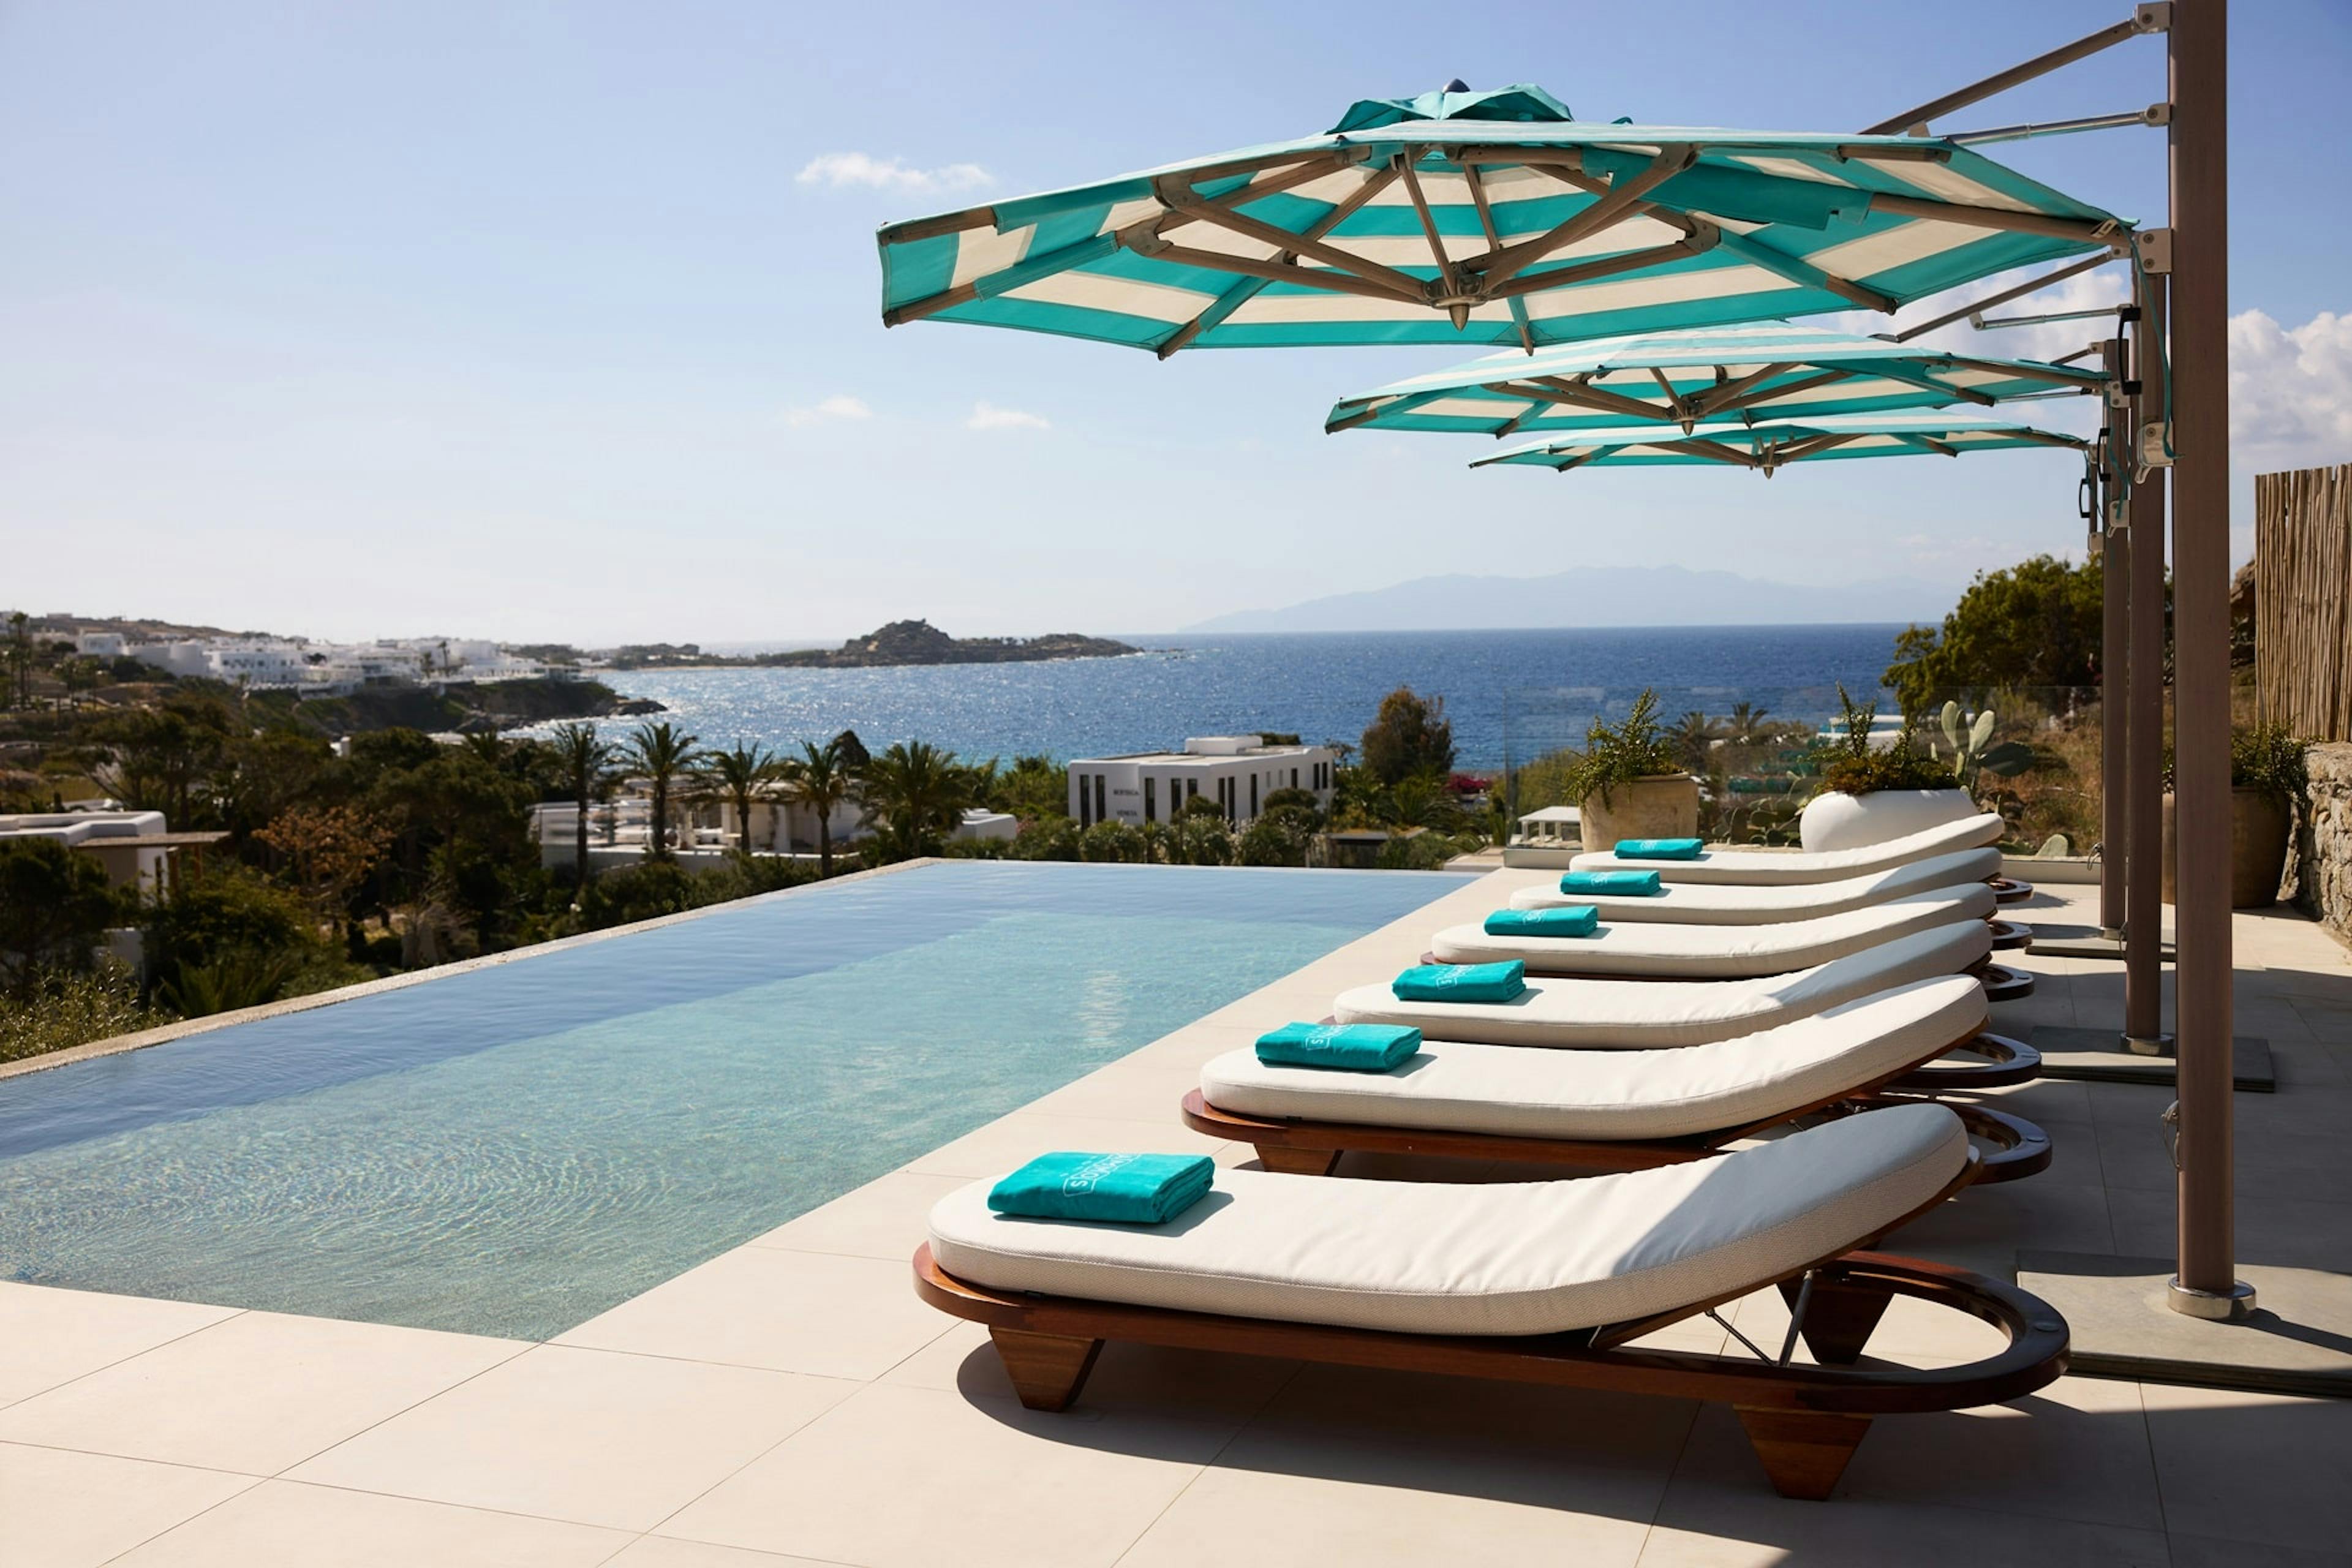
[2162,723,2306,908]
[1797,690,1989,852]
[1560,690,1699,852]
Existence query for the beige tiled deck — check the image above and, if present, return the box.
[5,867,2350,1566]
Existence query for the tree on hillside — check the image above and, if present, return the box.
[254,803,395,925]
[781,737,856,875]
[623,722,701,861]
[0,839,121,985]
[1359,688,1455,786]
[701,742,783,860]
[548,723,617,897]
[1884,555,2108,714]
[856,741,979,861]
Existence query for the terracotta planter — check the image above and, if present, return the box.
[1798,788,1978,853]
[1580,774,1700,853]
[2160,786,2291,908]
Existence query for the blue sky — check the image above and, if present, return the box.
[5,0,2347,644]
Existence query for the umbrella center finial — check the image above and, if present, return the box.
[1442,78,1470,92]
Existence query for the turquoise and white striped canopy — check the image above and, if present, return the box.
[1471,410,2092,473]
[876,84,2128,355]
[1327,322,2106,436]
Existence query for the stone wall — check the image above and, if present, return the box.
[2294,742,2352,936]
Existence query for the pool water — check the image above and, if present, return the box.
[0,862,1464,1340]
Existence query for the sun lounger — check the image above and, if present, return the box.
[1342,921,2029,1047]
[1512,847,2006,924]
[1184,976,2049,1183]
[916,1102,2070,1500]
[1573,814,2008,887]
[1430,886,2032,979]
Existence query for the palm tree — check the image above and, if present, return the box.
[700,742,782,859]
[624,721,701,861]
[1672,710,1718,773]
[781,737,856,875]
[855,740,979,861]
[549,722,616,895]
[1727,701,1770,745]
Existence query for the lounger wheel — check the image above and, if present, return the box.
[1988,876,2034,905]
[1986,918,2034,951]
[1888,1032,2039,1092]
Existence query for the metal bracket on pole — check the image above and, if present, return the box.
[2134,228,2174,274]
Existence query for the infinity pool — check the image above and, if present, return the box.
[0,862,1465,1339]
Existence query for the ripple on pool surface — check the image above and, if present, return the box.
[0,862,1465,1339]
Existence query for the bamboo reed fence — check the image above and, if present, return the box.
[2255,462,2352,741]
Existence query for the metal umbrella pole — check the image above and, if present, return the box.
[2165,0,2250,1319]
[2125,276,2171,1057]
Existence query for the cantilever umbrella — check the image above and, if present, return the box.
[1469,410,2092,475]
[875,83,2129,355]
[1325,322,2106,437]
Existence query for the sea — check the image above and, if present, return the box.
[556,625,1907,772]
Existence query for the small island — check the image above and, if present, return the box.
[763,619,1139,669]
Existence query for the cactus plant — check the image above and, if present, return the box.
[1940,700,2034,798]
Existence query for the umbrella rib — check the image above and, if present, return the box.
[1151,179,1425,300]
[1484,232,1719,303]
[1140,241,1415,304]
[1392,147,1458,300]
[1893,432,1964,456]
[1865,192,2122,245]
[1683,361,1807,417]
[1697,366,1856,419]
[1152,162,1403,357]
[1657,437,1761,467]
[1461,164,1535,352]
[1463,145,1698,288]
[1511,375,1670,423]
[1773,432,1864,462]
[1856,361,1999,406]
[1941,353,2106,390]
[1708,228,1898,314]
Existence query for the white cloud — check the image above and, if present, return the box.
[967,401,1050,432]
[782,394,873,428]
[795,152,993,195]
[2229,309,2352,456]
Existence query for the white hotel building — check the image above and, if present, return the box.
[1066,736,1338,829]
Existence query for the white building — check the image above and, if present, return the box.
[115,632,550,692]
[0,809,225,894]
[74,632,127,658]
[1066,736,1337,830]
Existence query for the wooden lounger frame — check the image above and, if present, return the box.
[1182,1066,2052,1185]
[1431,917,2036,980]
[911,1151,2070,1501]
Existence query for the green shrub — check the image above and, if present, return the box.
[143,868,320,992]
[1237,806,1319,867]
[1556,690,1684,807]
[0,837,123,981]
[1008,816,1082,861]
[1811,686,1949,796]
[0,963,160,1063]
[1078,820,1150,863]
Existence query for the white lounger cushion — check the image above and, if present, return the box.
[1336,921,1994,1049]
[1203,977,1986,1142]
[1430,885,1998,978]
[1572,813,2003,886]
[1511,847,2004,924]
[929,1102,1970,1337]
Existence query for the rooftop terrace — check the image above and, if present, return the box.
[2,869,2347,1566]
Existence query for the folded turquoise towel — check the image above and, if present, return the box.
[1561,869,1662,896]
[1392,960,1527,1003]
[1482,905,1599,938]
[988,1152,1214,1224]
[1613,837,1704,860]
[1255,1021,1422,1071]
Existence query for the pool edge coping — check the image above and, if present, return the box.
[0,856,946,1082]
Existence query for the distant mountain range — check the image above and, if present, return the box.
[1179,565,1961,635]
